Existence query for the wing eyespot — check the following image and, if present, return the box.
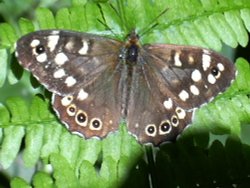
[89,118,102,130]
[67,104,76,116]
[75,110,88,127]
[35,45,46,54]
[171,115,179,127]
[145,124,157,137]
[159,120,172,135]
[211,66,222,80]
[211,67,219,77]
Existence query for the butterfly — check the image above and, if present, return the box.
[15,29,236,145]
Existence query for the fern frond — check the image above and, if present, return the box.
[0,0,250,187]
[156,136,250,187]
[10,177,31,188]
[0,49,8,87]
[0,95,144,186]
[183,58,250,147]
[143,1,250,50]
[33,172,54,188]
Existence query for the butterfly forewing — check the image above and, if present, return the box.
[15,29,236,146]
[15,30,122,96]
[142,44,236,109]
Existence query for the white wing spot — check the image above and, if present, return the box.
[50,30,60,35]
[61,96,73,106]
[178,90,189,101]
[65,76,77,87]
[55,52,69,65]
[30,39,40,47]
[77,89,88,101]
[53,68,66,78]
[78,40,89,55]
[48,35,59,51]
[188,55,194,64]
[191,69,202,82]
[202,52,211,71]
[174,52,182,67]
[175,107,186,119]
[190,85,200,95]
[65,41,74,51]
[208,74,216,84]
[45,61,51,69]
[203,49,210,54]
[217,63,225,71]
[163,98,173,109]
[36,53,47,63]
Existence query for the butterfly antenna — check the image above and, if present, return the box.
[139,23,159,38]
[114,0,130,32]
[97,3,118,37]
[140,7,169,37]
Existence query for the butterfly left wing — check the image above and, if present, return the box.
[15,30,122,96]
[16,30,124,139]
[126,44,236,145]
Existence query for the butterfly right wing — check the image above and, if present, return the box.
[126,44,235,145]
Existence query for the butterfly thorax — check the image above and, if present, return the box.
[116,32,142,118]
[120,31,140,64]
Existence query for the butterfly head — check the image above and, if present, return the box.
[126,30,140,44]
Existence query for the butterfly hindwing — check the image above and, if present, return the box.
[124,60,193,145]
[52,70,122,138]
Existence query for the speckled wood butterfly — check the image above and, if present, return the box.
[15,30,236,145]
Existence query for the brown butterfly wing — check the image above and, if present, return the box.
[126,44,235,145]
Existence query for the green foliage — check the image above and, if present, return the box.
[0,49,8,87]
[0,0,250,187]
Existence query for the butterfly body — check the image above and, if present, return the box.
[15,30,235,145]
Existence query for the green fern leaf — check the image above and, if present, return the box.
[33,172,54,188]
[0,0,250,187]
[0,49,8,87]
[36,8,56,29]
[10,177,31,188]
